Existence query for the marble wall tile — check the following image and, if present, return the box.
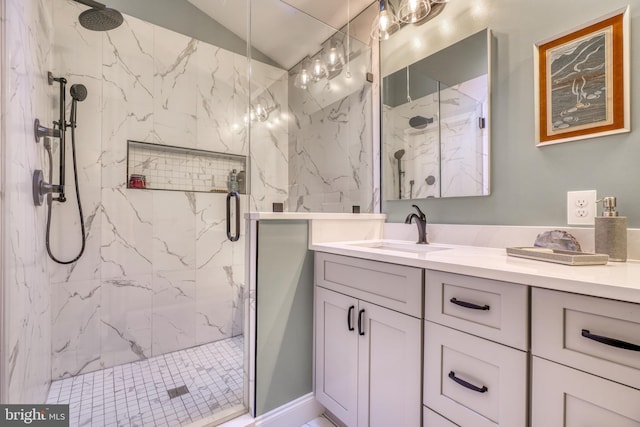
[100,275,153,367]
[195,42,241,154]
[3,0,54,403]
[151,270,196,356]
[195,193,233,270]
[153,28,198,147]
[195,193,235,345]
[101,188,153,279]
[101,14,154,189]
[195,265,235,346]
[152,191,196,272]
[288,82,373,213]
[51,280,102,379]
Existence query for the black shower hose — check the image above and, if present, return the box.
[45,100,86,264]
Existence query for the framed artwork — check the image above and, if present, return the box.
[534,7,630,146]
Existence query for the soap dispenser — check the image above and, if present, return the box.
[228,169,239,193]
[595,196,627,262]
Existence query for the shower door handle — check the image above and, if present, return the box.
[226,191,240,242]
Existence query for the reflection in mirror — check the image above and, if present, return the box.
[382,28,491,200]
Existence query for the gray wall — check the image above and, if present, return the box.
[107,0,278,66]
[381,0,640,227]
[256,221,314,415]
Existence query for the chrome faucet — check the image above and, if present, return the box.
[405,205,428,244]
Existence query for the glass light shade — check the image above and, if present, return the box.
[324,41,345,73]
[311,58,328,82]
[397,0,431,23]
[371,0,400,41]
[294,67,311,89]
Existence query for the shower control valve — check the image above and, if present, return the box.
[32,170,63,206]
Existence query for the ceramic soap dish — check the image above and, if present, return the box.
[506,247,609,266]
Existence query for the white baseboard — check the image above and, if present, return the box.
[210,393,323,427]
[254,393,324,427]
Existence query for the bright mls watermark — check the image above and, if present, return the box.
[0,405,69,426]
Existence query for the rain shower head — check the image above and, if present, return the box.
[394,149,405,160]
[409,116,434,129]
[70,84,87,102]
[74,0,123,31]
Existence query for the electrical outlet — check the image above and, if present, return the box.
[567,190,597,225]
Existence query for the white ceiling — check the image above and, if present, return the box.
[187,0,375,70]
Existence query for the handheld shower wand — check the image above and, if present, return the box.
[34,74,88,264]
[394,149,405,199]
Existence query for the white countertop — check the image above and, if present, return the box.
[245,212,386,220]
[310,240,640,304]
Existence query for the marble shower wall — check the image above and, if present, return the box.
[2,0,54,403]
[48,0,287,380]
[287,34,374,213]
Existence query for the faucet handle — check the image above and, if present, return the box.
[411,204,427,221]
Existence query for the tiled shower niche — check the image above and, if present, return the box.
[127,140,248,193]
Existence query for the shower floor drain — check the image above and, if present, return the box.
[167,385,189,399]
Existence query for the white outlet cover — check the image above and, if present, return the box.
[567,190,597,225]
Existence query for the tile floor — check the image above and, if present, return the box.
[46,336,244,427]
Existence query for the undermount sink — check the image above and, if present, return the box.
[349,241,451,254]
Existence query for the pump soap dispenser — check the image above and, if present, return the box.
[595,196,627,262]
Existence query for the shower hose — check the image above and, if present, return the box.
[45,100,86,264]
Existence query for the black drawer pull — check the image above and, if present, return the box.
[448,371,488,393]
[358,309,365,336]
[450,298,490,311]
[347,305,355,331]
[581,329,640,352]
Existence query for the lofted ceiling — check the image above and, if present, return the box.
[187,0,375,70]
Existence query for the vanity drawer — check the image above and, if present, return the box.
[424,406,459,426]
[424,321,527,427]
[425,270,528,350]
[532,288,640,390]
[315,252,423,318]
[532,356,640,426]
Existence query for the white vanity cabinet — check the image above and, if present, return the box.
[531,288,640,426]
[424,271,529,427]
[314,253,423,427]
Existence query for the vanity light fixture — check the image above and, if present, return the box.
[371,0,400,41]
[372,0,449,40]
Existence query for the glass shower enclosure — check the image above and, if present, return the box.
[1,0,374,425]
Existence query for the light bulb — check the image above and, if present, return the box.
[311,58,327,82]
[379,11,389,31]
[294,67,311,89]
[325,44,345,73]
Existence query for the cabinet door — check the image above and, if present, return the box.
[358,301,422,427]
[315,287,359,426]
[532,357,640,427]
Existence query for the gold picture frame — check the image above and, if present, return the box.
[534,7,630,146]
